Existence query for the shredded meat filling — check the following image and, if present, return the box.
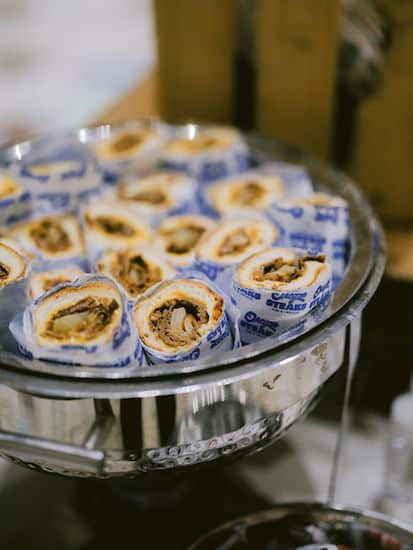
[88,215,136,237]
[29,219,71,253]
[43,297,119,341]
[174,136,218,152]
[165,225,205,255]
[111,133,143,153]
[149,298,209,347]
[231,181,265,206]
[111,253,161,297]
[218,228,251,256]
[130,189,167,205]
[253,255,325,283]
[0,263,9,280]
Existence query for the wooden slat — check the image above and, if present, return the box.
[94,69,159,125]
[255,0,340,159]
[154,0,236,124]
[350,2,413,223]
[386,228,413,282]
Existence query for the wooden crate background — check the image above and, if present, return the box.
[98,0,413,280]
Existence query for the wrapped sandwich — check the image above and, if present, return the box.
[13,142,101,213]
[82,201,152,260]
[270,192,349,288]
[133,277,234,363]
[7,213,85,267]
[96,245,176,300]
[231,247,332,344]
[203,164,312,217]
[0,239,30,328]
[117,170,196,224]
[92,122,164,181]
[194,216,279,288]
[161,126,249,183]
[10,275,144,367]
[154,215,216,269]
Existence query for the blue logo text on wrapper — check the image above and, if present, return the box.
[240,311,278,339]
[332,238,347,261]
[275,206,304,219]
[309,280,331,310]
[207,315,230,349]
[265,291,308,313]
[233,282,261,301]
[314,205,340,224]
[289,232,326,254]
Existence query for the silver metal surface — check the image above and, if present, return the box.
[0,124,385,478]
[188,501,413,549]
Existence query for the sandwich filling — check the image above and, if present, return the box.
[218,228,251,257]
[164,225,205,255]
[253,255,325,284]
[230,181,266,207]
[43,297,119,341]
[109,252,162,297]
[86,215,136,237]
[29,219,71,253]
[149,298,209,347]
[0,263,10,280]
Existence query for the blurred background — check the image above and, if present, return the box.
[0,0,155,143]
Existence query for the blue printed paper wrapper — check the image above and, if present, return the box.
[269,193,350,288]
[0,172,32,227]
[133,272,240,365]
[0,239,31,329]
[198,162,313,219]
[9,274,145,368]
[230,247,332,344]
[161,126,250,184]
[11,141,102,215]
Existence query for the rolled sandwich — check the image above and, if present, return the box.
[92,123,164,180]
[10,275,144,367]
[203,163,313,217]
[83,201,152,259]
[134,278,233,363]
[0,239,30,328]
[96,246,176,300]
[117,170,195,222]
[154,215,216,268]
[29,266,84,300]
[231,247,332,344]
[205,172,284,217]
[13,142,101,213]
[270,192,349,288]
[161,126,249,183]
[194,216,279,285]
[7,213,85,266]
